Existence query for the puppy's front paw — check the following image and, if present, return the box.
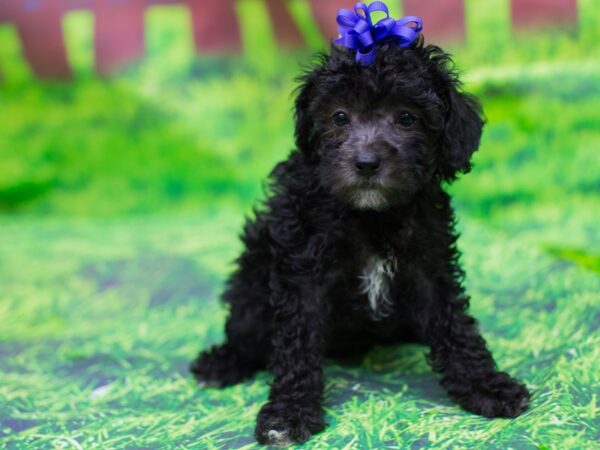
[255,400,326,447]
[458,372,531,418]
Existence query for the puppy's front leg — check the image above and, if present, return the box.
[255,285,327,447]
[425,287,530,418]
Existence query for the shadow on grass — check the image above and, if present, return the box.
[0,179,55,211]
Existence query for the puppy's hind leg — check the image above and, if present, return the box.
[191,342,264,388]
[191,280,271,387]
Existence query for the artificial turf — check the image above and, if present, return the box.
[1,1,599,448]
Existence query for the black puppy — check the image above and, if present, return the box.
[191,39,530,446]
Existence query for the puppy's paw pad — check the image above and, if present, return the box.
[266,430,293,448]
[255,401,325,446]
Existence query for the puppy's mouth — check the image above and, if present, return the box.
[327,165,407,210]
[346,184,389,210]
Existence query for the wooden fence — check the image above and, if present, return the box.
[0,0,579,80]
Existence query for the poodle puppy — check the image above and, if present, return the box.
[190,37,530,446]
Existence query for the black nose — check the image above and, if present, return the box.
[355,153,381,177]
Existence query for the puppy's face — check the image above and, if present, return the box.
[295,42,484,210]
[315,97,434,210]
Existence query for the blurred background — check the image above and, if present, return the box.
[1,1,599,448]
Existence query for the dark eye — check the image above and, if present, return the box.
[395,111,417,128]
[333,111,350,127]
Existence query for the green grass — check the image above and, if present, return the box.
[0,0,599,448]
[0,215,598,449]
[544,246,600,275]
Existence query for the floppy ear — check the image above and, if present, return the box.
[439,86,484,181]
[294,73,316,153]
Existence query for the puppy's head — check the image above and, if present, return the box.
[294,40,484,210]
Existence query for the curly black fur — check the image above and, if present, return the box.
[190,39,530,447]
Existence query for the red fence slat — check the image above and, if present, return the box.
[0,0,584,81]
[187,0,241,53]
[265,0,304,49]
[308,0,355,42]
[511,0,578,29]
[94,0,146,75]
[402,0,465,42]
[7,0,72,79]
[145,0,183,4]
[63,0,93,11]
[0,0,22,23]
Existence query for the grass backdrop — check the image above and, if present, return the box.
[1,0,600,448]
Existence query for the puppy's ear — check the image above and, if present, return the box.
[439,85,484,181]
[294,73,316,153]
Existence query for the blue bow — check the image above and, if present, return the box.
[333,2,423,65]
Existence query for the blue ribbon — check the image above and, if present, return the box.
[333,2,423,65]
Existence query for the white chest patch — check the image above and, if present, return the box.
[359,254,397,319]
